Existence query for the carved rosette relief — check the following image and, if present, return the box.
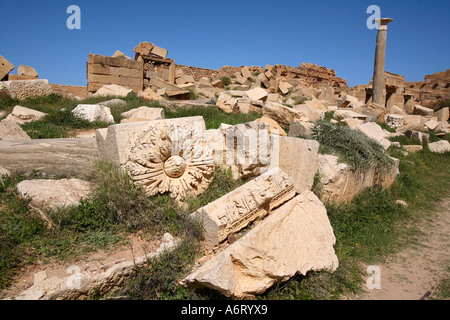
[125,122,215,200]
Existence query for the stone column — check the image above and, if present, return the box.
[372,18,393,106]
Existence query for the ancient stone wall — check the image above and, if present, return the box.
[87,54,143,94]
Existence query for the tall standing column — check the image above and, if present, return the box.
[372,18,393,106]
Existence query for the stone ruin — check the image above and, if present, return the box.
[1,36,449,299]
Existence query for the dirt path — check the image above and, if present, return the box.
[354,198,449,300]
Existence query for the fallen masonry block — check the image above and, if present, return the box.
[288,120,314,137]
[182,191,339,299]
[337,94,361,108]
[120,106,165,123]
[354,122,391,150]
[211,79,224,88]
[93,84,133,97]
[434,107,449,121]
[0,55,15,80]
[255,116,287,136]
[72,104,115,123]
[0,79,53,100]
[17,65,38,78]
[191,167,295,247]
[385,114,405,128]
[424,119,439,131]
[428,140,450,153]
[245,87,268,101]
[3,105,47,124]
[278,81,293,95]
[138,87,164,101]
[0,120,31,141]
[240,66,253,80]
[216,92,238,113]
[413,104,434,117]
[263,102,307,128]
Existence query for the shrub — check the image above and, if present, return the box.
[219,76,232,86]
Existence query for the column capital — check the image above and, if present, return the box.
[375,18,394,31]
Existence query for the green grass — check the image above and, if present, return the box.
[219,76,232,86]
[311,121,394,172]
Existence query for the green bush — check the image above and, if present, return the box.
[219,76,232,86]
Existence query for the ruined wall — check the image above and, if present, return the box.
[405,69,450,106]
[50,84,88,99]
[87,54,143,94]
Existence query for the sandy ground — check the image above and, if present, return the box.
[353,197,449,300]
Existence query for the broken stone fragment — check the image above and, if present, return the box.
[0,120,31,141]
[434,107,449,121]
[93,84,133,98]
[354,122,391,150]
[245,87,268,101]
[0,54,15,80]
[0,79,53,100]
[137,87,164,101]
[191,167,295,247]
[16,179,93,209]
[17,65,38,78]
[413,105,434,117]
[182,191,339,299]
[428,140,450,153]
[216,92,237,113]
[72,104,115,123]
[3,105,47,124]
[120,106,165,123]
[255,116,287,136]
[262,102,307,128]
[385,114,405,128]
[337,94,362,108]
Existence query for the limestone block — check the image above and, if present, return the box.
[3,105,47,124]
[133,42,154,56]
[354,122,391,150]
[216,92,237,113]
[240,66,252,80]
[435,107,449,121]
[98,99,127,107]
[342,118,364,128]
[236,98,252,114]
[333,109,367,120]
[16,179,93,209]
[204,121,272,179]
[274,136,319,194]
[0,79,53,100]
[72,104,115,123]
[191,167,295,246]
[258,73,270,87]
[245,87,268,101]
[0,55,15,79]
[403,115,423,126]
[386,114,405,128]
[175,75,195,85]
[304,96,329,112]
[413,105,434,117]
[293,104,319,122]
[211,79,224,88]
[278,81,293,95]
[150,45,168,59]
[0,120,31,140]
[254,116,287,136]
[120,106,165,123]
[17,65,38,78]
[403,145,423,153]
[112,50,132,60]
[316,154,399,204]
[337,95,361,108]
[137,87,163,101]
[263,102,308,128]
[428,140,450,153]
[266,93,282,104]
[182,191,339,299]
[424,119,439,131]
[96,117,212,200]
[93,84,133,97]
[288,120,314,137]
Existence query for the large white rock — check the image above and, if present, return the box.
[3,105,47,124]
[93,84,133,97]
[428,140,450,153]
[16,179,93,209]
[72,104,115,123]
[435,107,449,121]
[263,102,308,128]
[182,191,339,299]
[0,79,53,100]
[120,106,165,123]
[192,167,295,246]
[216,92,237,113]
[354,122,391,150]
[337,95,362,108]
[413,105,434,117]
[0,120,31,140]
[245,87,268,101]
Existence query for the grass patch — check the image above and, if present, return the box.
[311,121,393,171]
[219,76,232,87]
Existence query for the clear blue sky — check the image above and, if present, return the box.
[1,0,449,87]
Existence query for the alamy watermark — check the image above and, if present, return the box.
[366,5,381,30]
[66,5,81,30]
[366,265,381,290]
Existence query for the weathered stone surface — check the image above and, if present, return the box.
[137,87,164,101]
[0,79,53,100]
[120,106,165,123]
[98,99,127,107]
[274,136,319,194]
[354,122,391,150]
[72,104,114,123]
[386,114,404,128]
[316,154,399,204]
[0,166,11,177]
[342,118,364,128]
[288,120,314,137]
[216,92,237,113]
[96,117,212,200]
[413,105,434,117]
[12,234,178,300]
[133,42,154,56]
[245,87,268,101]
[403,115,423,126]
[182,191,339,299]
[112,50,132,60]
[424,119,439,131]
[192,167,295,247]
[3,106,47,124]
[17,65,38,78]
[0,55,15,79]
[435,107,449,121]
[93,84,133,97]
[293,104,320,122]
[205,121,271,179]
[254,116,287,136]
[403,145,423,153]
[428,140,450,153]
[0,120,31,140]
[333,109,368,120]
[278,81,293,95]
[263,102,307,128]
[175,75,195,85]
[211,79,224,88]
[304,96,328,112]
[16,179,93,209]
[337,95,362,108]
[240,66,252,80]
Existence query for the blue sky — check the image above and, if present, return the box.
[1,0,449,87]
